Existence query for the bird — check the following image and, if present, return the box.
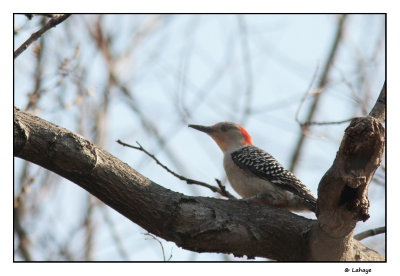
[189,122,317,212]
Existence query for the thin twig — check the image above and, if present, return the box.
[85,17,188,175]
[290,15,347,172]
[25,17,46,111]
[295,66,321,125]
[14,14,71,59]
[117,140,236,199]
[354,226,386,241]
[296,68,353,128]
[238,15,254,125]
[301,118,353,126]
[294,68,352,133]
[144,232,172,261]
[14,208,32,261]
[215,179,233,198]
[83,194,94,261]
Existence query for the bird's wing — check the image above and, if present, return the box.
[231,145,317,207]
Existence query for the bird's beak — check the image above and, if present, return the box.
[188,124,215,134]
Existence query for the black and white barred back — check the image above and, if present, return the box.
[231,145,317,211]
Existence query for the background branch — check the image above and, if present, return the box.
[354,227,386,241]
[290,15,347,172]
[14,14,71,59]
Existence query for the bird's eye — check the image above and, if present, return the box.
[220,125,228,132]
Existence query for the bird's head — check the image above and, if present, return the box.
[189,122,253,152]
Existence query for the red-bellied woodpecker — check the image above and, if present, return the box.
[189,122,317,212]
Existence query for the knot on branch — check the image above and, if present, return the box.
[340,117,385,180]
[337,117,384,220]
[317,116,384,236]
[48,133,99,174]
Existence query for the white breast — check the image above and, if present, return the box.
[223,151,277,197]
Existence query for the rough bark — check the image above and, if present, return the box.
[13,107,312,260]
[14,82,385,263]
[308,82,386,261]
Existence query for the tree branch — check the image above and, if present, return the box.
[354,226,385,241]
[14,14,71,59]
[290,15,347,172]
[13,106,384,261]
[116,140,235,199]
[309,109,385,260]
[369,81,386,123]
[14,107,312,260]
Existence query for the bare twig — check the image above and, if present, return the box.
[290,15,347,172]
[14,208,32,261]
[84,17,188,176]
[25,17,46,111]
[214,179,233,198]
[117,140,236,199]
[295,66,321,125]
[301,118,353,127]
[14,14,71,59]
[294,68,352,133]
[238,15,254,125]
[14,178,33,209]
[354,226,386,241]
[144,232,172,261]
[83,194,94,261]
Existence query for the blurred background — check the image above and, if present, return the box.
[14,14,385,261]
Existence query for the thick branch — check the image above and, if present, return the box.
[14,107,313,260]
[13,107,384,261]
[309,116,385,260]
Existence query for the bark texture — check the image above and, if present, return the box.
[13,99,385,261]
[309,83,386,261]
